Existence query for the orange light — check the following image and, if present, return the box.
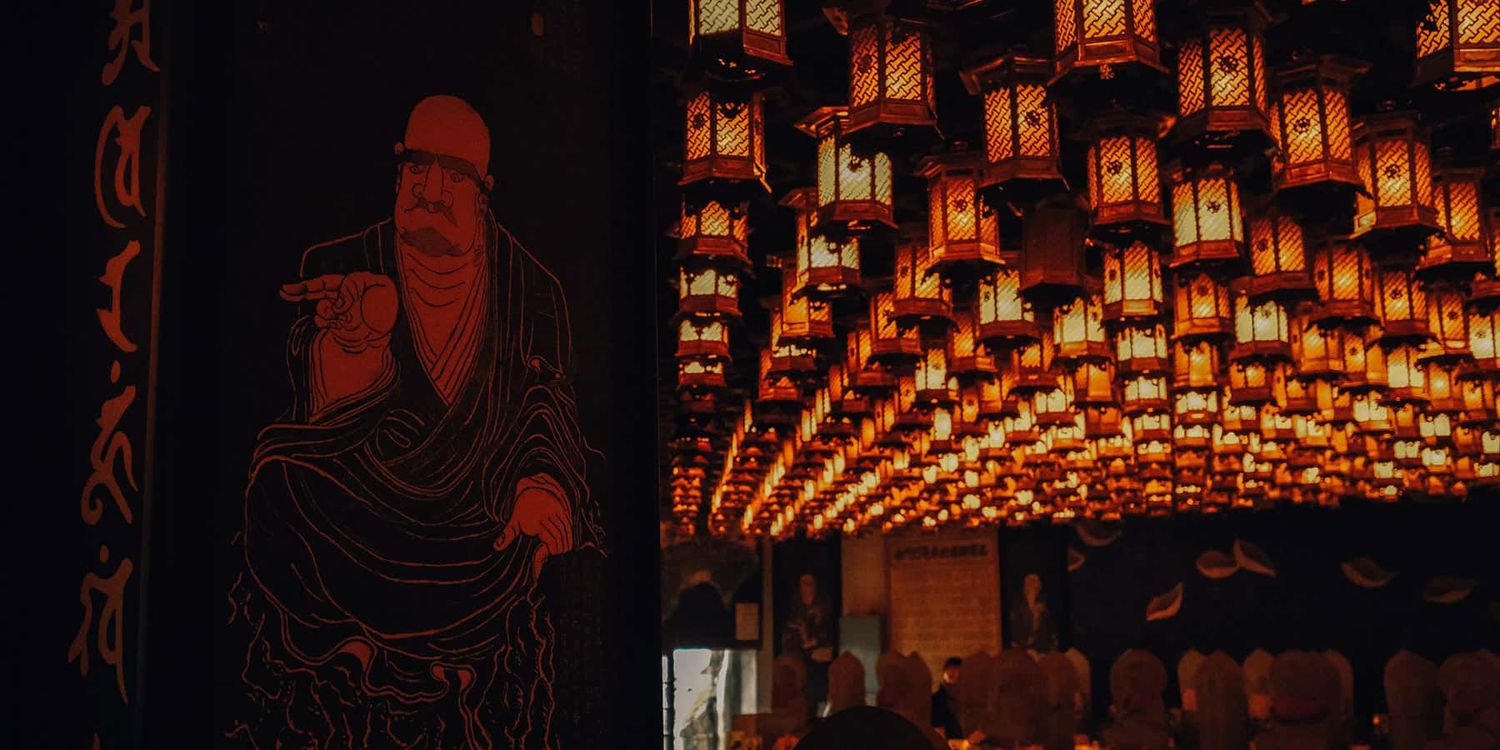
[892,228,955,327]
[796,106,895,230]
[1308,240,1377,326]
[1352,111,1439,242]
[1102,241,1164,321]
[679,266,740,318]
[977,268,1041,347]
[681,88,767,188]
[918,153,1007,274]
[961,55,1063,187]
[1085,115,1167,235]
[1169,164,1246,268]
[1414,0,1500,86]
[1174,14,1271,142]
[847,15,937,134]
[1246,208,1313,299]
[688,0,792,69]
[677,199,750,267]
[1421,165,1491,276]
[1053,0,1165,80]
[785,187,861,297]
[1267,55,1365,192]
[1172,271,1233,340]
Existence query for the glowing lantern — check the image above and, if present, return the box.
[1169,164,1246,268]
[960,55,1064,189]
[1290,313,1351,379]
[1117,324,1170,375]
[1352,111,1439,244]
[1085,115,1167,236]
[785,187,860,297]
[1477,206,1500,304]
[1308,240,1377,326]
[1342,328,1390,392]
[948,310,996,378]
[1246,208,1313,299]
[678,317,730,360]
[1172,271,1233,340]
[1374,267,1432,343]
[892,228,955,328]
[1386,344,1430,403]
[1231,284,1292,361]
[688,0,791,70]
[1122,373,1171,414]
[1102,241,1164,321]
[1470,305,1500,373]
[677,199,750,268]
[846,15,937,136]
[1052,0,1166,80]
[1053,291,1111,364]
[1420,165,1491,276]
[1414,0,1500,86]
[679,358,727,391]
[1173,13,1271,146]
[870,289,921,363]
[1173,340,1223,390]
[1425,284,1472,358]
[1228,361,1286,405]
[915,346,957,406]
[681,88,767,190]
[1267,55,1365,192]
[796,106,895,231]
[977,268,1041,348]
[679,266,740,318]
[918,153,1006,275]
[779,266,833,344]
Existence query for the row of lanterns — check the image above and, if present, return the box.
[667,0,1500,538]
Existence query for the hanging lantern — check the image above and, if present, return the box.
[892,227,955,328]
[1053,290,1111,365]
[677,199,750,268]
[1173,339,1223,390]
[681,88,767,190]
[1386,344,1430,404]
[1052,0,1166,81]
[1373,266,1432,343]
[1308,240,1377,326]
[1228,360,1287,405]
[1122,373,1171,414]
[960,55,1064,189]
[1425,284,1472,359]
[1117,323,1170,375]
[870,289,922,363]
[679,266,741,318]
[1342,327,1390,392]
[977,267,1042,349]
[767,308,817,378]
[1469,305,1500,374]
[1414,0,1500,87]
[688,0,792,71]
[846,15,938,137]
[915,346,957,406]
[1477,206,1500,304]
[1021,196,1092,310]
[1352,111,1439,246]
[1420,165,1492,276]
[917,153,1007,276]
[1172,271,1234,340]
[679,358,727,391]
[678,317,731,360]
[796,106,896,231]
[1173,12,1272,148]
[1102,241,1165,321]
[1085,114,1167,238]
[1290,313,1351,379]
[948,310,996,378]
[785,187,861,297]
[1230,283,1292,361]
[1267,55,1366,193]
[1169,163,1246,268]
[779,265,834,344]
[1246,207,1314,299]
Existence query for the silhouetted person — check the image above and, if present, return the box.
[932,656,964,739]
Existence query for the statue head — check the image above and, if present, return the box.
[393,95,494,258]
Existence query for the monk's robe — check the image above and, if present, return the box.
[243,215,602,747]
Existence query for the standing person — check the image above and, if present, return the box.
[933,657,964,739]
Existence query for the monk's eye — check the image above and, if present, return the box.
[408,162,427,175]
[448,170,464,184]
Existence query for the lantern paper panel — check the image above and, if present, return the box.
[892,230,955,326]
[978,267,1042,347]
[1086,124,1167,234]
[1246,208,1313,299]
[1309,240,1377,326]
[785,187,861,296]
[679,266,741,318]
[1421,166,1491,275]
[681,88,767,189]
[919,154,1006,273]
[1102,241,1165,321]
[1169,165,1246,268]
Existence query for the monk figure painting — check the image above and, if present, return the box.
[228,95,604,749]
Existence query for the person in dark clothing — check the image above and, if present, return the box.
[932,656,964,739]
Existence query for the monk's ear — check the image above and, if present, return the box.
[483,175,494,192]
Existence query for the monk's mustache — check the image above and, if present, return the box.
[405,196,455,224]
[400,226,462,257]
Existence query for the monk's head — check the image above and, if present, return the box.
[393,95,495,258]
